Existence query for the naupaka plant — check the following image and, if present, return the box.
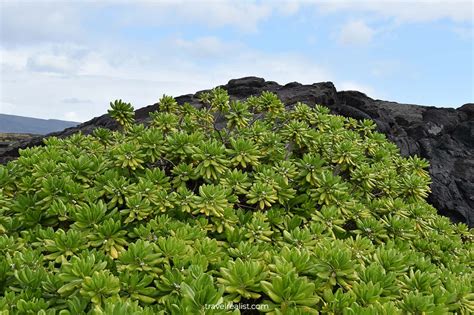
[0,88,472,314]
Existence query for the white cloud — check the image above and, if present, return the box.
[62,98,92,104]
[370,60,404,78]
[0,101,15,114]
[27,54,78,74]
[173,37,243,59]
[1,0,470,123]
[0,1,84,45]
[317,0,473,23]
[2,0,471,50]
[275,1,302,16]
[63,111,81,122]
[0,37,330,122]
[0,0,276,49]
[338,20,376,45]
[452,25,474,40]
[127,1,274,32]
[0,48,29,71]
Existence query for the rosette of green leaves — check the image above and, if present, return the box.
[261,271,319,314]
[117,240,163,275]
[227,137,261,168]
[246,182,278,210]
[192,140,229,180]
[108,99,135,130]
[112,141,146,171]
[226,100,251,129]
[192,184,233,218]
[309,170,349,206]
[217,258,268,301]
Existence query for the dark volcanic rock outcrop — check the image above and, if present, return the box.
[1,77,472,226]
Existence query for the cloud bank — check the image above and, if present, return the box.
[1,1,472,121]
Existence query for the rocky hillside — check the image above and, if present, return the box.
[0,133,35,157]
[1,77,472,226]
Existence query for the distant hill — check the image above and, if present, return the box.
[0,114,79,134]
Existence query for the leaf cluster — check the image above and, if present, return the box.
[0,91,472,314]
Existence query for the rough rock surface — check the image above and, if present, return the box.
[1,77,472,226]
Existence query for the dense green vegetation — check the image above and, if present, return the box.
[0,89,472,314]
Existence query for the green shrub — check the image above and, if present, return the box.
[0,89,472,314]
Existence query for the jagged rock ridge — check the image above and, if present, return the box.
[1,77,472,226]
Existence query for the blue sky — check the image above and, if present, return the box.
[1,0,473,122]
